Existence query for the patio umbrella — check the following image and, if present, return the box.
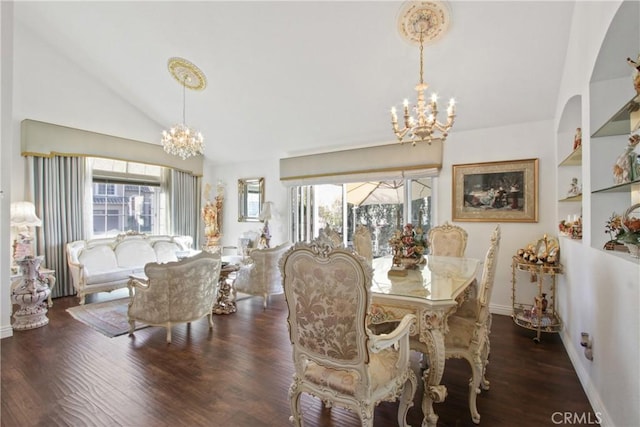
[346,180,431,207]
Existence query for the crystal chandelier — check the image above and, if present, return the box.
[162,57,207,160]
[391,1,455,145]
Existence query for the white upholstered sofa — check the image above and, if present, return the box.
[66,233,193,304]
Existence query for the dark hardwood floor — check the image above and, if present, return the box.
[2,291,595,427]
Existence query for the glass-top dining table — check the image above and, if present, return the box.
[370,255,481,427]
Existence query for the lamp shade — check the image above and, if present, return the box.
[10,202,42,228]
[259,202,273,222]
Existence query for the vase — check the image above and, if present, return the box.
[400,256,425,269]
[624,243,640,258]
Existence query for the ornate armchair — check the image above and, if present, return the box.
[444,225,501,424]
[353,225,373,265]
[280,241,417,427]
[234,241,293,308]
[427,221,468,257]
[127,251,222,343]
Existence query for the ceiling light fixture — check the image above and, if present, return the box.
[162,57,207,160]
[391,1,455,145]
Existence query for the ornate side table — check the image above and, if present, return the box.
[10,257,56,330]
[213,263,240,315]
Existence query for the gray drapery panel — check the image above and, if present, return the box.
[170,169,201,248]
[31,156,86,298]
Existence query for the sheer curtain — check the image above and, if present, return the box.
[31,156,86,298]
[168,169,202,248]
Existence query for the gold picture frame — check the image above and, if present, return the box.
[452,158,539,222]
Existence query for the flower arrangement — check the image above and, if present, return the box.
[605,206,640,243]
[389,224,428,261]
[604,205,640,255]
[558,215,582,239]
[617,213,640,246]
[604,213,624,244]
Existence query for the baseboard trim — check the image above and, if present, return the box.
[0,324,14,339]
[490,303,512,317]
[560,330,612,426]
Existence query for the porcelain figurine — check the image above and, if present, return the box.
[567,177,581,197]
[573,128,582,151]
[613,133,640,184]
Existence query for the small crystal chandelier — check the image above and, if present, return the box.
[391,1,455,145]
[162,57,207,160]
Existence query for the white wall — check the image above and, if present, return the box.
[554,2,639,426]
[203,158,289,251]
[1,1,15,339]
[438,120,557,316]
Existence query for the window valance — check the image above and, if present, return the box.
[279,141,442,186]
[21,119,203,176]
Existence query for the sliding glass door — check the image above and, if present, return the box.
[290,177,432,257]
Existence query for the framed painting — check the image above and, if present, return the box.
[452,158,539,222]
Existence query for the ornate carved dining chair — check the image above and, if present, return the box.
[352,225,373,265]
[427,221,468,257]
[234,241,293,308]
[127,250,222,344]
[444,225,501,424]
[279,241,417,427]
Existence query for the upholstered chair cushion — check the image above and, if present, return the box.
[353,225,373,264]
[428,222,468,257]
[304,347,399,396]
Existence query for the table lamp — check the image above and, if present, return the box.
[11,201,42,263]
[259,201,272,248]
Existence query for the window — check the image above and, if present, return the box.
[95,183,117,196]
[290,177,432,257]
[90,158,166,238]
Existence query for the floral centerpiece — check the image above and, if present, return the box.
[389,224,428,268]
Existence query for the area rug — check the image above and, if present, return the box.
[66,298,148,338]
[67,294,254,338]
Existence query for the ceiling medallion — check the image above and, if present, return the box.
[167,57,207,91]
[397,1,451,46]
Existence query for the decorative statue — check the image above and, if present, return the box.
[567,177,581,197]
[613,133,640,184]
[573,128,582,151]
[627,55,640,94]
[203,182,225,247]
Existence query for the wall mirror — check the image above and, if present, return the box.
[238,177,264,222]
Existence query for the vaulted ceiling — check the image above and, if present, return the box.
[14,1,578,165]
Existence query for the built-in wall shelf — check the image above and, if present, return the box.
[559,145,582,166]
[559,194,582,202]
[592,180,640,194]
[591,95,640,138]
